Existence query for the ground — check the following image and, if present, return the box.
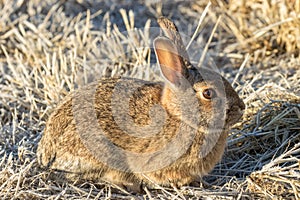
[0,0,299,199]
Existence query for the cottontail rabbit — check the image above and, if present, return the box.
[37,17,245,192]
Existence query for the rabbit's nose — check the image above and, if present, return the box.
[232,104,245,117]
[239,100,246,111]
[238,106,244,118]
[226,103,245,126]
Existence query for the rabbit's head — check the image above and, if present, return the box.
[154,19,245,133]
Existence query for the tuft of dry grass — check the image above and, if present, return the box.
[217,0,300,55]
[0,0,299,199]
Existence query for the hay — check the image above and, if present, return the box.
[0,0,299,199]
[214,0,300,56]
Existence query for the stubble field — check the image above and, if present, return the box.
[0,0,299,199]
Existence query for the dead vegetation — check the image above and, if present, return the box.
[0,0,299,199]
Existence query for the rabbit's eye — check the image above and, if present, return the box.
[202,88,216,100]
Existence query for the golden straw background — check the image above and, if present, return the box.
[0,0,299,199]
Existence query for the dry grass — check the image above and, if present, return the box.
[0,0,299,199]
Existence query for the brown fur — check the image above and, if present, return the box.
[36,17,245,192]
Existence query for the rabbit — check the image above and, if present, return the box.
[36,17,245,192]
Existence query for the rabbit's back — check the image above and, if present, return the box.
[37,78,182,177]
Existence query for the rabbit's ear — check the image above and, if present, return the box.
[157,17,190,62]
[154,37,188,86]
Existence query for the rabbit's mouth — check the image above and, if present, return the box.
[226,109,244,126]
